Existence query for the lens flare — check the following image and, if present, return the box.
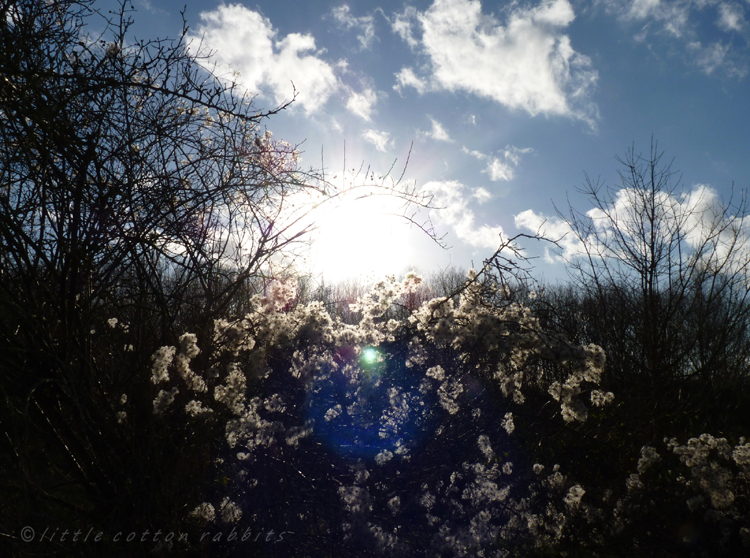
[305,344,428,462]
[360,347,379,366]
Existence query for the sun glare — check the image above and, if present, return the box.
[307,192,413,282]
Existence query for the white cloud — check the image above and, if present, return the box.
[362,129,393,152]
[191,4,339,114]
[661,3,692,38]
[332,4,376,49]
[463,147,487,160]
[621,0,691,37]
[421,117,452,141]
[689,41,731,75]
[504,145,534,166]
[390,6,420,48]
[487,159,515,181]
[393,0,598,126]
[514,209,586,262]
[346,88,378,120]
[515,184,750,270]
[717,2,746,32]
[473,187,492,204]
[425,180,504,248]
[136,0,163,14]
[394,67,428,94]
[463,145,533,181]
[608,0,749,76]
[628,0,661,20]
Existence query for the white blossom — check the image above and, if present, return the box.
[324,404,342,421]
[478,435,494,461]
[590,389,615,407]
[153,387,179,415]
[186,400,213,417]
[189,502,215,523]
[626,473,644,491]
[438,377,464,414]
[285,424,313,447]
[564,485,585,507]
[151,346,176,384]
[375,450,394,465]
[637,446,661,475]
[387,495,400,514]
[426,365,446,381]
[174,333,206,392]
[501,412,515,434]
[219,497,242,524]
[214,364,247,415]
[733,440,750,468]
[420,491,436,510]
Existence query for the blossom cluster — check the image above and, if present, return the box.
[666,434,750,540]
[601,435,750,552]
[129,271,622,555]
[247,130,300,176]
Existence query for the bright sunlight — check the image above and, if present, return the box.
[306,190,414,282]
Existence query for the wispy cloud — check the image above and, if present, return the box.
[717,2,747,32]
[136,0,164,14]
[420,117,452,142]
[394,67,428,95]
[627,0,662,22]
[689,41,732,75]
[390,6,420,49]
[362,129,393,152]
[608,0,749,76]
[425,180,504,248]
[332,4,376,50]
[191,5,340,114]
[463,145,533,182]
[346,87,378,120]
[473,187,492,204]
[391,0,599,127]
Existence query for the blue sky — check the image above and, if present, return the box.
[109,0,750,283]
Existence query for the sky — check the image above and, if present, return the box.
[103,0,750,284]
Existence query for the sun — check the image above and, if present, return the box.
[306,192,413,282]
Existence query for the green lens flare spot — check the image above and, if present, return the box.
[361,347,379,366]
